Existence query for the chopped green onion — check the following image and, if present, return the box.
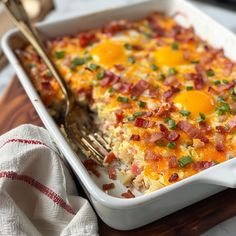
[171,42,179,50]
[97,70,105,80]
[164,117,171,123]
[167,142,176,149]
[89,63,100,71]
[143,32,152,38]
[186,86,193,91]
[168,67,177,76]
[70,57,86,70]
[191,60,200,64]
[223,80,229,85]
[151,64,158,71]
[55,51,65,59]
[133,112,144,118]
[206,69,215,77]
[92,80,98,86]
[46,71,53,77]
[157,73,166,81]
[128,116,135,121]
[117,96,129,103]
[217,96,225,102]
[138,100,146,108]
[124,43,133,50]
[180,110,191,117]
[28,63,36,69]
[213,80,221,85]
[197,112,206,123]
[108,87,115,93]
[128,56,136,64]
[156,140,166,147]
[178,156,193,167]
[132,96,138,101]
[168,119,176,130]
[215,103,231,115]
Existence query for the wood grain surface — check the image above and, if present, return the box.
[1,77,236,235]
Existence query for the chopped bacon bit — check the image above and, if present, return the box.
[121,190,135,198]
[164,76,177,86]
[160,123,168,133]
[216,125,228,134]
[103,20,128,35]
[162,87,180,101]
[120,103,132,109]
[168,156,179,168]
[131,80,149,97]
[192,161,215,171]
[118,82,132,94]
[142,112,153,118]
[108,168,117,180]
[166,131,180,142]
[226,116,236,132]
[83,159,100,177]
[223,61,234,76]
[215,133,225,152]
[185,73,204,90]
[144,132,164,143]
[145,150,161,161]
[132,45,143,51]
[114,64,125,71]
[208,86,218,95]
[79,32,97,47]
[102,183,115,191]
[168,173,179,182]
[104,152,117,164]
[217,82,235,92]
[130,134,140,141]
[199,122,212,134]
[148,87,159,98]
[100,71,120,87]
[155,103,172,117]
[114,110,124,123]
[41,82,52,90]
[131,164,142,176]
[134,118,155,128]
[177,121,209,143]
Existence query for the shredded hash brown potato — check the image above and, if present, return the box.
[17,12,236,195]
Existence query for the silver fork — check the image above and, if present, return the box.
[2,0,110,165]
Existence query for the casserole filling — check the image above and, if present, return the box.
[17,12,236,195]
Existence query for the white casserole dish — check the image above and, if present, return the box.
[2,0,236,230]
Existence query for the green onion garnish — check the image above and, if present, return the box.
[97,70,105,80]
[132,96,138,101]
[223,80,229,85]
[178,156,193,167]
[124,43,133,50]
[157,73,166,81]
[197,112,206,123]
[70,57,86,70]
[180,110,191,117]
[108,87,115,93]
[151,64,159,71]
[191,60,200,64]
[138,101,146,108]
[206,69,215,77]
[128,56,136,64]
[55,51,65,59]
[215,103,231,115]
[89,63,100,71]
[171,42,179,50]
[167,142,176,149]
[186,86,193,91]
[117,96,129,103]
[217,96,225,102]
[168,67,177,76]
[168,119,176,130]
[213,80,221,85]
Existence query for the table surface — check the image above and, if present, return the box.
[1,0,236,235]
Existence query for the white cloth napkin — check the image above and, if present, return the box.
[0,124,98,236]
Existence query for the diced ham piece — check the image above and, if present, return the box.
[145,150,161,161]
[114,110,124,123]
[215,133,225,152]
[131,164,142,176]
[118,82,132,94]
[79,32,97,47]
[192,161,215,171]
[104,152,117,164]
[102,183,115,191]
[121,190,135,198]
[177,121,209,143]
[144,132,164,143]
[131,80,149,97]
[217,82,235,92]
[166,131,180,142]
[134,118,155,128]
[226,116,236,132]
[168,156,179,168]
[130,134,140,141]
[114,64,125,71]
[208,86,218,95]
[108,168,117,180]
[168,173,179,182]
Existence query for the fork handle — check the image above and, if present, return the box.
[2,0,72,106]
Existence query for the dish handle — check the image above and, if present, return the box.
[197,158,236,188]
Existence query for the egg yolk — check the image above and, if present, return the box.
[90,40,126,67]
[154,47,187,67]
[174,90,215,116]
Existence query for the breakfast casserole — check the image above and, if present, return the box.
[17,12,236,195]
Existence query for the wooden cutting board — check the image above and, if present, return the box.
[1,77,236,235]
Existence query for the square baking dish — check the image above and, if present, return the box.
[2,0,236,230]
